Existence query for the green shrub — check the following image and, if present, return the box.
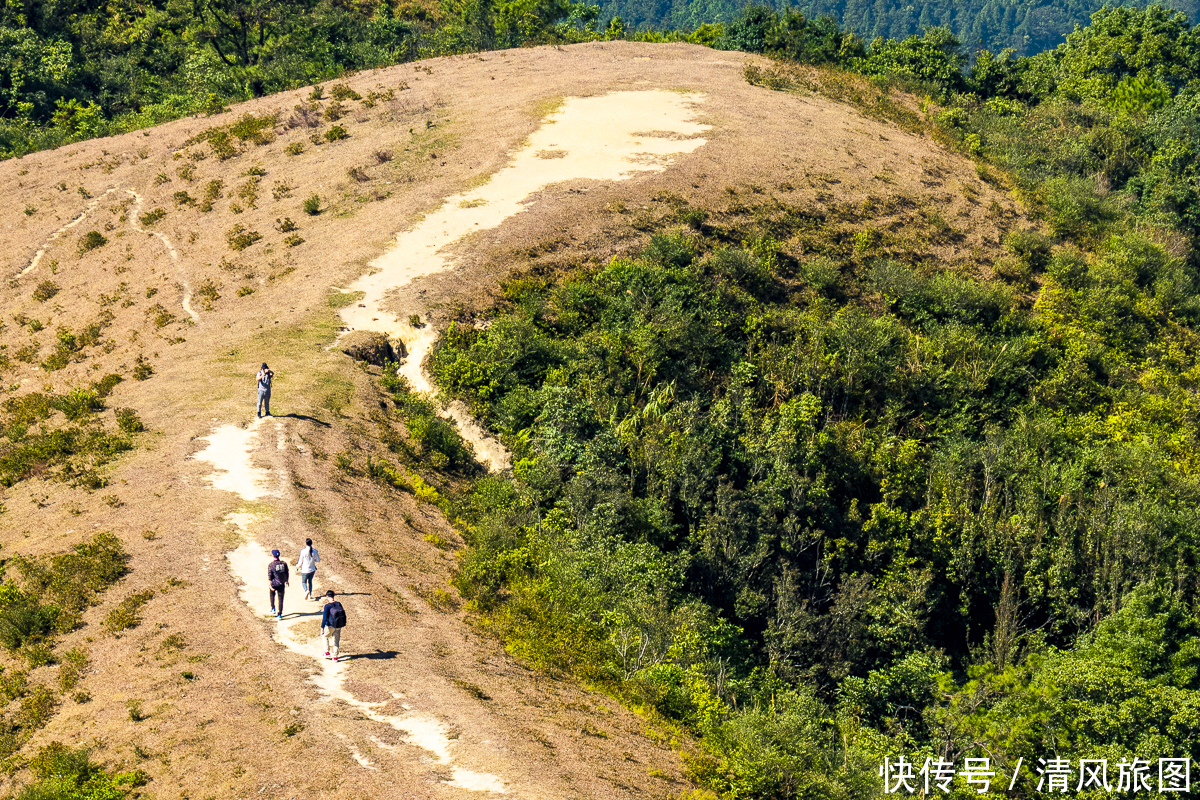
[284,235,304,247]
[198,279,220,307]
[323,100,346,122]
[147,303,176,328]
[0,600,58,652]
[53,387,103,420]
[226,225,262,251]
[141,207,166,225]
[330,84,361,101]
[199,179,223,211]
[58,647,89,691]
[115,409,144,433]
[284,142,304,156]
[228,112,278,144]
[133,354,153,380]
[324,125,348,142]
[77,231,107,255]
[303,194,320,215]
[1041,175,1119,241]
[103,590,155,633]
[275,217,298,232]
[798,256,840,290]
[32,281,59,303]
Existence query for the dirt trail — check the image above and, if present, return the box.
[20,186,198,322]
[338,90,710,472]
[20,187,123,276]
[126,189,199,323]
[192,420,509,794]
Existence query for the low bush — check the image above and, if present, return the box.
[32,281,60,303]
[76,231,106,255]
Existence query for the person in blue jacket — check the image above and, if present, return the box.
[321,590,347,661]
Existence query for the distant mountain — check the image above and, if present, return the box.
[607,0,1199,54]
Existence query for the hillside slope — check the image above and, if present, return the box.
[0,42,1027,798]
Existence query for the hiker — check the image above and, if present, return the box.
[321,590,347,661]
[268,549,289,620]
[295,538,320,600]
[256,362,274,418]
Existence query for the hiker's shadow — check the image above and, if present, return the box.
[282,610,323,619]
[341,650,400,661]
[281,413,331,428]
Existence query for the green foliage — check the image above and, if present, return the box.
[859,26,965,90]
[421,105,1200,788]
[303,194,320,215]
[225,224,262,251]
[75,232,106,256]
[141,208,166,225]
[0,601,58,653]
[1,380,136,487]
[133,354,153,381]
[102,591,154,634]
[114,409,144,434]
[323,125,348,142]
[380,362,476,471]
[31,282,59,303]
[17,743,149,799]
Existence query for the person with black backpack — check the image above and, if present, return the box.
[268,549,289,620]
[321,590,347,661]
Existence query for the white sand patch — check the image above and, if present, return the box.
[192,423,277,500]
[199,422,509,792]
[335,734,378,770]
[450,768,510,793]
[339,90,710,473]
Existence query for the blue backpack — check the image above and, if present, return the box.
[326,601,346,628]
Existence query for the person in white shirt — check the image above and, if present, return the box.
[295,538,320,600]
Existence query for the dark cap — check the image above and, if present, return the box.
[271,549,280,558]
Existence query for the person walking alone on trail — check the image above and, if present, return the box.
[321,590,347,661]
[268,549,289,620]
[256,362,274,418]
[295,538,320,601]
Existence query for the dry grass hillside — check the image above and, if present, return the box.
[0,41,1030,799]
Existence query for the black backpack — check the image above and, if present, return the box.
[326,601,346,628]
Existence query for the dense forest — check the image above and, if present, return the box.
[604,0,1198,53]
[9,0,1200,158]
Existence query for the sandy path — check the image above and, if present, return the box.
[192,420,509,793]
[338,90,711,472]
